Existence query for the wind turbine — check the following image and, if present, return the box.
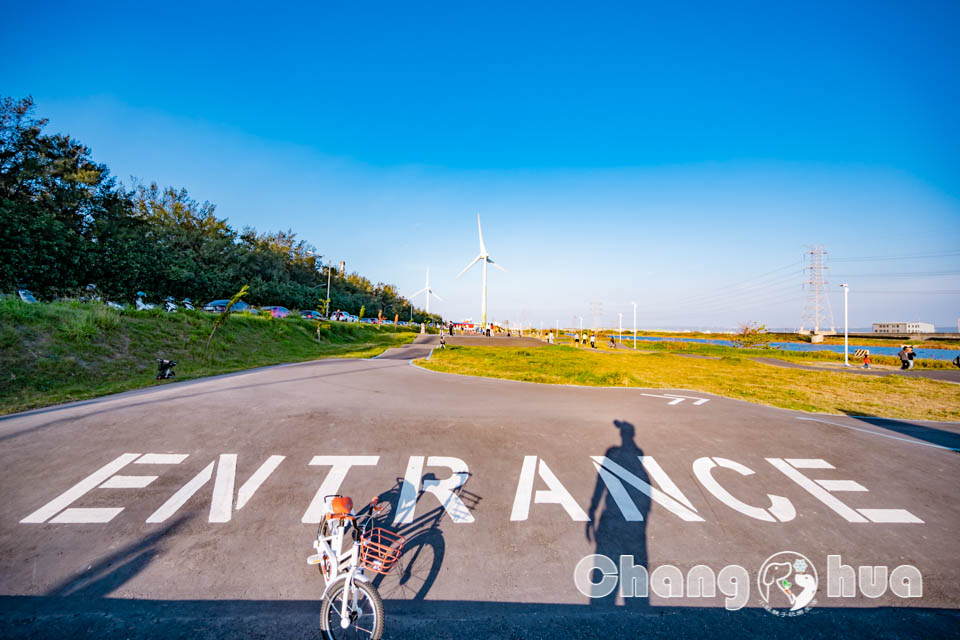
[456,214,506,330]
[410,268,442,314]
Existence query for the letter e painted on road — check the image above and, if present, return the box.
[22,453,189,524]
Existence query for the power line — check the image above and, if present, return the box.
[851,290,960,295]
[833,250,960,263]
[832,270,960,278]
[668,260,803,307]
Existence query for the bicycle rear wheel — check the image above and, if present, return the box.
[320,577,384,640]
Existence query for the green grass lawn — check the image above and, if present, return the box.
[0,299,417,415]
[551,333,956,369]
[417,345,960,422]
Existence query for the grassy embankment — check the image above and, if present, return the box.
[0,299,418,415]
[418,344,960,421]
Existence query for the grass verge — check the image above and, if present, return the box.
[417,345,960,422]
[0,299,417,415]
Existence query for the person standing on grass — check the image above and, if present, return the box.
[590,333,596,348]
[898,346,909,370]
[575,333,580,346]
[609,335,616,349]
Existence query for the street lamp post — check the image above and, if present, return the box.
[618,312,623,345]
[631,301,637,349]
[325,261,332,315]
[840,283,849,366]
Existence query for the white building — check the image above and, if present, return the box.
[872,322,935,334]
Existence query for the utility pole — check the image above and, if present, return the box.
[325,261,332,316]
[800,245,835,335]
[590,301,602,332]
[631,301,637,349]
[840,283,849,366]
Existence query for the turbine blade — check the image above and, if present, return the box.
[411,287,427,297]
[431,293,443,302]
[477,214,487,255]
[487,257,507,273]
[456,255,482,279]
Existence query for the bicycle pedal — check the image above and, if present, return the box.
[306,553,324,565]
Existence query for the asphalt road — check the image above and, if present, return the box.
[2,335,958,639]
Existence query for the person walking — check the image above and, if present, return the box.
[575,333,580,346]
[590,333,596,349]
[862,353,871,369]
[439,334,446,349]
[609,334,616,349]
[907,346,916,369]
[897,346,909,370]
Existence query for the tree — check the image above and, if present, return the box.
[0,95,444,322]
[731,322,770,349]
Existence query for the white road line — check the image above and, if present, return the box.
[663,394,710,405]
[796,417,960,453]
[146,461,215,523]
[135,453,189,465]
[815,479,868,492]
[100,475,157,489]
[236,455,286,511]
[641,393,684,405]
[209,454,237,523]
[49,507,124,523]
[785,458,834,469]
[857,508,924,524]
[20,453,140,523]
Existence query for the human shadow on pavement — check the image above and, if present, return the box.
[43,515,189,598]
[585,419,650,608]
[360,472,482,601]
[839,410,960,451]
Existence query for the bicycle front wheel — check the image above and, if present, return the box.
[320,577,385,640]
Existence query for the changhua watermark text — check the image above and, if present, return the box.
[574,552,923,614]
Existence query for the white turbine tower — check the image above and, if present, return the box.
[457,214,506,330]
[410,268,442,314]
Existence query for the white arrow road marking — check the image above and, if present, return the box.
[640,393,710,406]
[641,394,684,405]
[663,394,710,405]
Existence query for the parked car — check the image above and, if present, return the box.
[299,310,326,321]
[17,288,38,304]
[202,299,255,313]
[260,306,290,318]
[360,317,377,324]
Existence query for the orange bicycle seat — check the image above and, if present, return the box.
[329,496,354,520]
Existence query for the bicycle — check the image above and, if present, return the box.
[369,474,479,601]
[308,495,404,639]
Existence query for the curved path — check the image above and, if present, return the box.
[1,337,958,638]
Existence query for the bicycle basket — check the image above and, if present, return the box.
[359,528,405,575]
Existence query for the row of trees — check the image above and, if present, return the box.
[0,96,441,323]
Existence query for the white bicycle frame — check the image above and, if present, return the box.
[307,501,373,630]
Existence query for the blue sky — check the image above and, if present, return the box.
[3,0,958,329]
